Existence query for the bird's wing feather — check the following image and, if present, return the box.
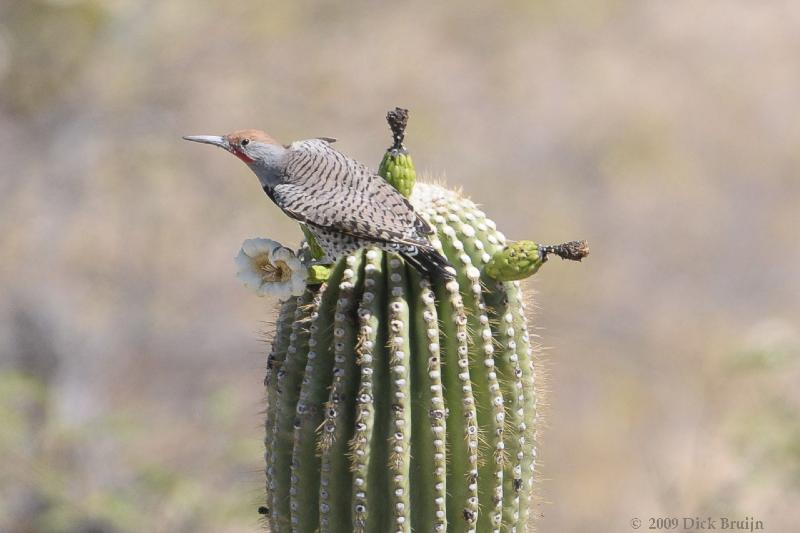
[273,140,431,246]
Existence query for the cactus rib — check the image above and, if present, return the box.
[318,253,364,533]
[426,210,505,532]
[506,281,538,528]
[268,288,321,531]
[453,207,510,533]
[265,297,299,525]
[435,273,479,532]
[408,270,448,533]
[290,263,346,531]
[350,248,385,532]
[386,254,412,533]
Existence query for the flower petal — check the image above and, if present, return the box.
[236,237,308,299]
[237,269,263,291]
[234,249,253,272]
[290,276,307,296]
[259,279,291,300]
[271,245,293,262]
[291,264,308,284]
[242,237,278,258]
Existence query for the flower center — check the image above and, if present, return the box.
[259,258,292,283]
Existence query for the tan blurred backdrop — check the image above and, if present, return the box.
[1,1,799,532]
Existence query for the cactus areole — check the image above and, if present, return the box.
[260,109,587,533]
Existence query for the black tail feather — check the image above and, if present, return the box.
[401,247,455,280]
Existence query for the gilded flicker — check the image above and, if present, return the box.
[183,130,453,278]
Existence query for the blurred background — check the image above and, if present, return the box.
[1,1,799,531]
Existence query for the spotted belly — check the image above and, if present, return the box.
[307,225,420,263]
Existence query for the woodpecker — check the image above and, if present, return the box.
[183,130,453,278]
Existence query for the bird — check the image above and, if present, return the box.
[183,129,454,278]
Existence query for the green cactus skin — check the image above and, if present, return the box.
[266,287,321,532]
[408,268,447,532]
[320,253,364,532]
[352,249,389,531]
[288,261,346,531]
[264,296,297,528]
[263,180,546,533]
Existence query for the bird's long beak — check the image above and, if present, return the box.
[182,135,229,149]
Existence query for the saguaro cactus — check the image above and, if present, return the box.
[256,109,587,533]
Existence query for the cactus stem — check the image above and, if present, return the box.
[408,270,448,533]
[290,262,347,531]
[434,214,506,533]
[265,298,298,528]
[474,212,540,527]
[350,248,386,532]
[269,287,321,532]
[463,247,508,532]
[506,281,538,528]
[365,251,393,533]
[433,255,479,532]
[485,282,526,532]
[431,198,534,532]
[261,179,564,532]
[386,253,413,533]
[319,253,365,533]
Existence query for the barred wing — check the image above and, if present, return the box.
[274,139,432,245]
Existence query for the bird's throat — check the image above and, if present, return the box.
[232,149,255,164]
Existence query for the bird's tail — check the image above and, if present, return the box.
[401,246,455,280]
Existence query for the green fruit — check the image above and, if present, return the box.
[486,240,590,282]
[485,241,545,281]
[379,148,416,199]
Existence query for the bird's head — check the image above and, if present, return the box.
[183,129,285,166]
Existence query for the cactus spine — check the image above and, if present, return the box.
[262,109,586,532]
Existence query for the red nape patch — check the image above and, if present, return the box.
[232,149,254,164]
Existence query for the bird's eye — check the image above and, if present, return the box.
[241,138,250,147]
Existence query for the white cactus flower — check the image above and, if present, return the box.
[235,238,307,299]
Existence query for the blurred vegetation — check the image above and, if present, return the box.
[1,1,799,532]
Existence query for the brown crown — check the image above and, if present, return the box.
[225,129,280,146]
